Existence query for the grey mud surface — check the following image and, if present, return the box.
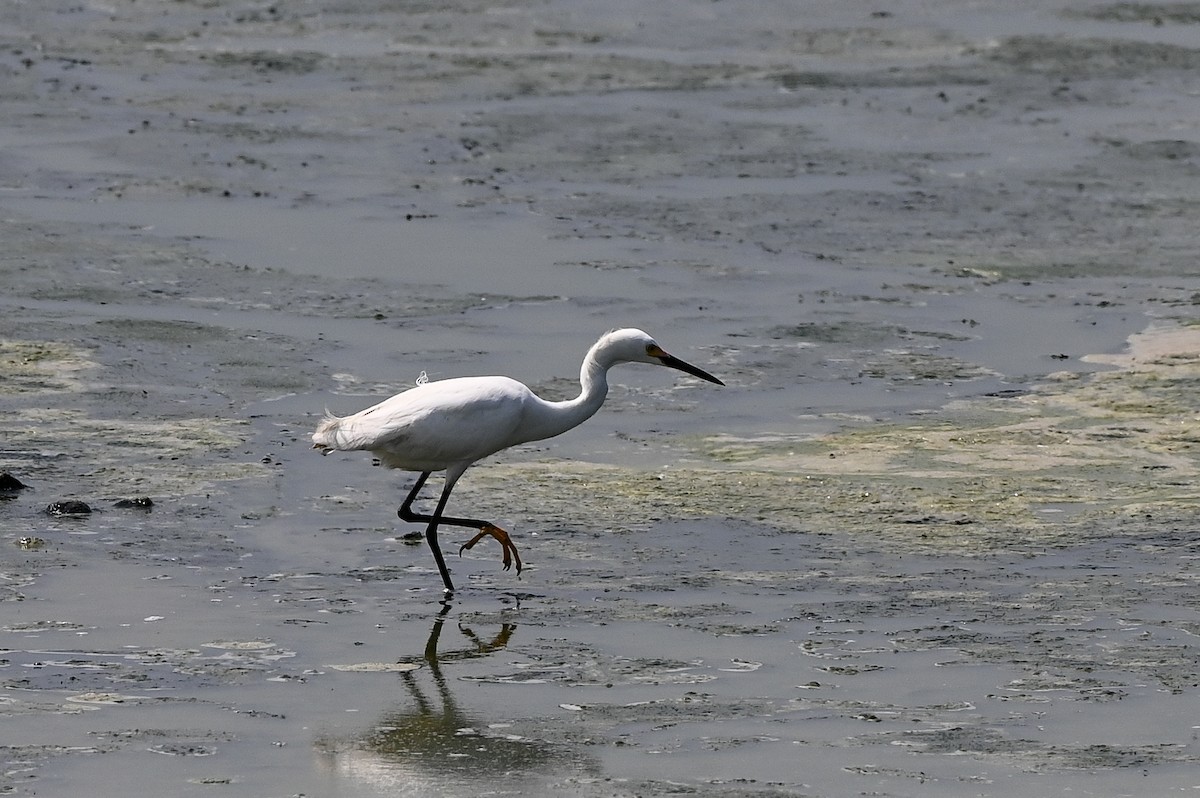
[3,1,1200,796]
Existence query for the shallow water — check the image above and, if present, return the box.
[3,1,1200,796]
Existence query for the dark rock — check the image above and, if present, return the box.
[0,472,27,492]
[45,500,92,516]
[114,497,154,509]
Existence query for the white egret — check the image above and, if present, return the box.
[312,328,724,592]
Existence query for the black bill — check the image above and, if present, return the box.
[660,354,724,386]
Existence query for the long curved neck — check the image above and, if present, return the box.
[520,342,612,443]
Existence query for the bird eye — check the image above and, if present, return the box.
[646,344,664,358]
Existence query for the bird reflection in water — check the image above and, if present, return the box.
[314,605,594,793]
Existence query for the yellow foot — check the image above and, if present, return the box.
[459,524,523,575]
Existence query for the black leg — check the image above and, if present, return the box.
[397,472,454,592]
[425,481,457,593]
[397,472,523,584]
[398,471,432,522]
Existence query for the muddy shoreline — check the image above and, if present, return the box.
[4,1,1200,796]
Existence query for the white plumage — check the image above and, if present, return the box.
[313,328,723,592]
[317,377,530,472]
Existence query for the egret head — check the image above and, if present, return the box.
[598,328,724,385]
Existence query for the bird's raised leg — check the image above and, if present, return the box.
[398,471,432,520]
[458,526,522,574]
[398,473,523,581]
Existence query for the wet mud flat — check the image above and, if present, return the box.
[3,0,1200,796]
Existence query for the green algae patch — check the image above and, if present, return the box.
[0,339,97,395]
[9,407,264,496]
[478,325,1200,555]
[94,318,228,344]
[0,338,266,497]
